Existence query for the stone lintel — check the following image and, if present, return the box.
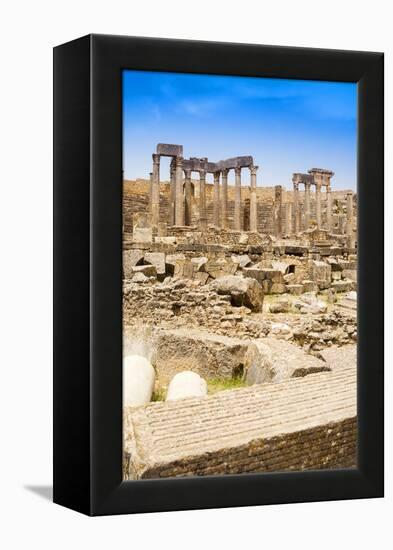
[293,173,313,184]
[157,143,183,157]
[180,155,254,174]
[308,168,335,177]
[217,156,254,170]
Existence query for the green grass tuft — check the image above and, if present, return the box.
[207,377,247,395]
[151,387,166,402]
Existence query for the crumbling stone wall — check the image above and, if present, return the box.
[123,278,357,348]
[123,279,252,332]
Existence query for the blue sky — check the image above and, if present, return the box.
[123,70,357,190]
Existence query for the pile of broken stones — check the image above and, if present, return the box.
[123,246,357,353]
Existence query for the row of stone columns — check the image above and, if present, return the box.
[150,153,259,232]
[292,182,334,234]
[312,170,334,230]
[290,185,355,248]
[200,165,258,231]
[292,171,334,233]
[152,156,355,246]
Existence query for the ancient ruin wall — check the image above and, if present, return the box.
[123,179,356,235]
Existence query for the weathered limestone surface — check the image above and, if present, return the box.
[132,272,149,283]
[132,264,157,278]
[332,280,355,293]
[269,297,290,313]
[244,337,330,384]
[123,366,357,479]
[231,254,251,268]
[320,344,357,370]
[309,260,332,289]
[154,329,250,384]
[204,257,238,279]
[210,275,264,311]
[144,252,166,278]
[293,294,328,315]
[123,249,144,278]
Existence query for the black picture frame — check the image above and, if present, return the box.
[53,34,384,516]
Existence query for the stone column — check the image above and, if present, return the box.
[274,185,283,238]
[326,185,333,232]
[304,181,311,230]
[234,167,242,231]
[346,191,354,248]
[285,202,293,236]
[148,172,153,216]
[315,183,322,228]
[199,169,207,230]
[184,169,192,226]
[293,181,300,234]
[213,171,221,227]
[221,169,229,229]
[175,156,184,226]
[249,165,258,232]
[338,214,346,235]
[151,153,160,227]
[168,159,176,226]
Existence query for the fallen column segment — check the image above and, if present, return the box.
[123,366,356,479]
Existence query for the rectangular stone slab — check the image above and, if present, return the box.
[154,328,249,384]
[123,366,357,479]
[156,143,183,156]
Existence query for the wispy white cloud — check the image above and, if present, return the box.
[173,97,232,117]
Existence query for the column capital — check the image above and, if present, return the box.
[293,181,299,191]
[199,169,206,178]
[184,168,192,178]
[235,166,242,176]
[250,165,258,176]
[221,168,229,177]
[175,155,183,167]
[214,171,220,181]
[152,153,160,164]
[304,181,311,190]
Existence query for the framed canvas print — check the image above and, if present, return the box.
[53,34,384,516]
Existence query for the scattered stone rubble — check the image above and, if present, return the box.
[123,264,357,350]
[122,146,358,478]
